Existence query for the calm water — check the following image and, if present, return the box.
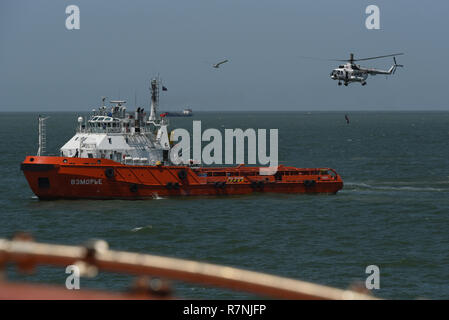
[1,111,449,299]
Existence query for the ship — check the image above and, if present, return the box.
[162,108,193,117]
[21,78,343,200]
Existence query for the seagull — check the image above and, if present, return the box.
[213,59,229,68]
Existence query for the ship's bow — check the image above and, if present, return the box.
[21,156,61,200]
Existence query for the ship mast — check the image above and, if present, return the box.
[148,77,160,122]
[37,115,49,156]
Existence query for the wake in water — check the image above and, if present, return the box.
[344,182,446,193]
[152,193,165,200]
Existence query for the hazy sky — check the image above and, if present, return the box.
[1,0,448,111]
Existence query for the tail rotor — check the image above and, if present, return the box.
[392,57,404,74]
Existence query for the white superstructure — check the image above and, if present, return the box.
[60,78,171,165]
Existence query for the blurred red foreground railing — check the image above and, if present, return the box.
[0,234,377,300]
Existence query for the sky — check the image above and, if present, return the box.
[1,0,448,111]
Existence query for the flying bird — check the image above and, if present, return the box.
[213,59,229,68]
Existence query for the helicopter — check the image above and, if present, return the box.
[329,53,404,86]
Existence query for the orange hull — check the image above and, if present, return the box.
[21,156,343,199]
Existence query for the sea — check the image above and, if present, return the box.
[1,111,449,299]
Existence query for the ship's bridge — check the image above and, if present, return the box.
[87,116,125,134]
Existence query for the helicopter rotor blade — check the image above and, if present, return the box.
[299,53,404,64]
[393,57,404,67]
[392,57,404,74]
[353,53,404,62]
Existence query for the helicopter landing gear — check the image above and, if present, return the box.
[361,81,367,86]
[344,82,348,86]
[338,82,342,86]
